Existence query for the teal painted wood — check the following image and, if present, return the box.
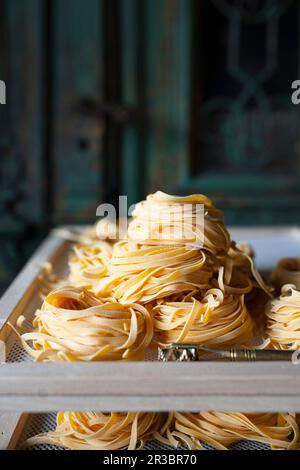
[177,2,300,223]
[7,0,46,226]
[182,175,300,196]
[0,0,46,291]
[144,0,192,196]
[51,0,104,224]
[123,1,300,225]
[120,0,144,208]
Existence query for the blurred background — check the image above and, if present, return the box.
[0,0,300,292]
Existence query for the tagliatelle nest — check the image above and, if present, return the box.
[155,412,299,450]
[95,241,214,303]
[10,286,153,361]
[127,191,231,255]
[152,288,254,347]
[25,412,167,450]
[265,284,300,350]
[271,258,300,292]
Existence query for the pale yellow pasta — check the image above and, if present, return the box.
[95,217,128,241]
[271,258,300,291]
[128,191,231,255]
[153,289,254,347]
[265,284,300,350]
[225,243,271,297]
[36,262,69,298]
[51,218,127,244]
[11,190,293,451]
[128,191,269,298]
[11,286,153,361]
[69,241,112,288]
[156,412,299,450]
[25,412,166,450]
[95,241,213,303]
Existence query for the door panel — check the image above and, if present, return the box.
[120,0,300,225]
[51,0,105,224]
[1,0,300,292]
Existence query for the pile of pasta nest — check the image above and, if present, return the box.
[10,191,300,450]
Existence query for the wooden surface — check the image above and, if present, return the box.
[0,413,26,450]
[0,361,300,412]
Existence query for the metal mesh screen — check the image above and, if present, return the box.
[17,413,270,451]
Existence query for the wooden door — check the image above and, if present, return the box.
[1,0,300,291]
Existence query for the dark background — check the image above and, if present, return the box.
[0,0,300,292]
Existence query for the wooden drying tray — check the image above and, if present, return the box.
[0,227,300,449]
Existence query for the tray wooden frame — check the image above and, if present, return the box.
[1,227,300,449]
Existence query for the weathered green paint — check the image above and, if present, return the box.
[0,0,46,291]
[143,0,192,196]
[120,0,144,208]
[51,0,104,224]
[181,175,300,196]
[7,0,46,226]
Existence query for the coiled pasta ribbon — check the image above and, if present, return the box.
[225,244,271,297]
[265,284,300,350]
[155,412,299,450]
[69,241,112,288]
[271,258,300,292]
[128,191,231,255]
[95,242,213,303]
[35,262,69,298]
[25,412,166,450]
[11,286,153,361]
[152,289,254,347]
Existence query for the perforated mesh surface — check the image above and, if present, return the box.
[17,413,270,450]
[6,340,32,363]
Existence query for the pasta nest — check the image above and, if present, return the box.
[12,286,153,361]
[271,258,300,292]
[152,288,254,347]
[155,411,299,450]
[266,284,300,350]
[95,241,214,303]
[127,191,231,255]
[25,411,166,450]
